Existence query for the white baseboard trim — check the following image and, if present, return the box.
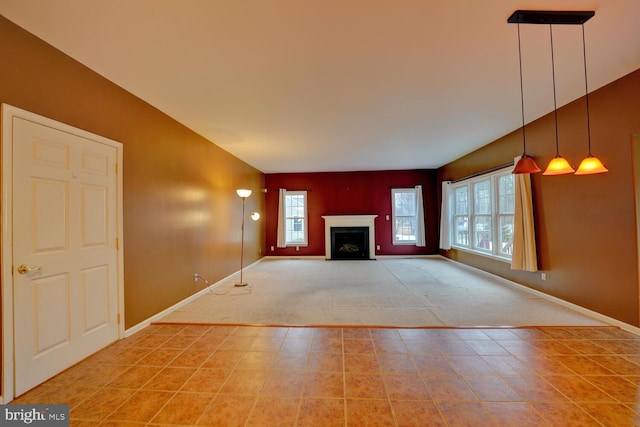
[263,255,440,260]
[375,254,441,259]
[263,255,325,260]
[124,259,263,337]
[441,256,640,336]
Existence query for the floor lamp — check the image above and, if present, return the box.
[235,189,258,287]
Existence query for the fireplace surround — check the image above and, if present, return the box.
[322,215,378,260]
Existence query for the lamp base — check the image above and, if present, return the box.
[234,282,249,287]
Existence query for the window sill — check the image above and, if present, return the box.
[450,245,512,264]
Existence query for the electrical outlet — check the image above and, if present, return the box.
[541,272,547,281]
[194,273,200,282]
[271,246,274,251]
[376,245,380,250]
[296,246,300,251]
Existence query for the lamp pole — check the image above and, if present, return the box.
[235,189,252,287]
[237,196,247,286]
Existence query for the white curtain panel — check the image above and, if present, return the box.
[276,188,286,248]
[439,181,452,250]
[415,185,426,247]
[511,158,538,271]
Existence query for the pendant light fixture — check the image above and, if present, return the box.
[512,21,540,175]
[543,24,575,175]
[575,23,609,175]
[508,10,598,175]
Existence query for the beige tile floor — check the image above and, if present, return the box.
[11,324,640,426]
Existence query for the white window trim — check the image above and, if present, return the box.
[391,187,418,245]
[450,166,514,262]
[284,190,308,247]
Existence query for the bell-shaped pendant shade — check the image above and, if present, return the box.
[543,156,575,175]
[513,155,541,174]
[574,24,609,176]
[575,155,608,175]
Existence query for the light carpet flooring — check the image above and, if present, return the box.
[160,257,607,328]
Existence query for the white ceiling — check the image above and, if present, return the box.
[1,1,638,173]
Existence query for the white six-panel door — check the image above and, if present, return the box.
[8,112,122,397]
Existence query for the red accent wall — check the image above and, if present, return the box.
[265,170,438,257]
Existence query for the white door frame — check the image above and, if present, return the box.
[1,104,125,403]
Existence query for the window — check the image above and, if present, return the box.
[497,174,515,257]
[392,188,418,244]
[473,180,492,251]
[451,168,514,260]
[453,186,469,246]
[284,190,308,245]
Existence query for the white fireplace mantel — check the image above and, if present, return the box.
[321,215,378,259]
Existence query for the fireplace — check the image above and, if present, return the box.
[322,215,378,260]
[331,227,369,260]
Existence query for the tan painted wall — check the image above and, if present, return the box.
[0,15,265,329]
[439,69,640,326]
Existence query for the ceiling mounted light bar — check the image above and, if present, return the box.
[507,10,594,25]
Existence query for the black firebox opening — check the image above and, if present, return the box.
[330,226,369,260]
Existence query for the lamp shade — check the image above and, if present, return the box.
[236,189,252,198]
[575,156,608,175]
[513,155,541,174]
[543,156,575,175]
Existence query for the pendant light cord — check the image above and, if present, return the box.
[581,24,593,156]
[549,25,560,157]
[517,23,528,155]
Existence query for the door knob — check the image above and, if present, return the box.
[17,264,42,274]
